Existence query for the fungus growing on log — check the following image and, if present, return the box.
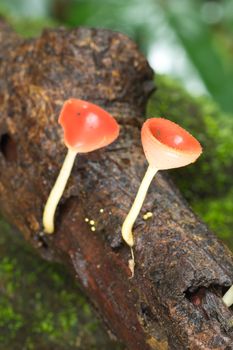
[122,118,202,276]
[43,99,120,234]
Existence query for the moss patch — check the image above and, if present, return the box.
[0,219,121,350]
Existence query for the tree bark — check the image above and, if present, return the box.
[1,20,233,350]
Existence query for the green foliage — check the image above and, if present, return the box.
[10,17,57,38]
[148,75,233,248]
[159,0,233,113]
[0,6,57,38]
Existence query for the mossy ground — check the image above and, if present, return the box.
[0,219,121,350]
[148,75,233,249]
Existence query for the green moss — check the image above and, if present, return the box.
[148,75,233,248]
[0,219,122,350]
[193,190,233,241]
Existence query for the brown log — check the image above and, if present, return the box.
[1,20,233,350]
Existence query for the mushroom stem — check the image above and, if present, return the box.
[222,286,233,307]
[43,147,77,234]
[122,165,158,274]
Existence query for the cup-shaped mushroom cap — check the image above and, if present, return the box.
[59,99,120,153]
[141,118,202,170]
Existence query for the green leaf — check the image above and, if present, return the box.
[159,0,233,113]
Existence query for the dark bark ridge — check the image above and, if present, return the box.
[1,21,233,349]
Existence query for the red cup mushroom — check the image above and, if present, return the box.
[122,118,202,276]
[43,99,120,234]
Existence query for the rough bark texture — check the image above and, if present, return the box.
[1,20,233,350]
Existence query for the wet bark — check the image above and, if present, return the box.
[1,20,233,350]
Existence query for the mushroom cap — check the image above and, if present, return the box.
[59,99,120,153]
[141,118,202,170]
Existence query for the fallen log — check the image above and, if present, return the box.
[1,20,233,350]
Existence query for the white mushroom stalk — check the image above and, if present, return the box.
[122,166,157,240]
[222,286,233,307]
[43,148,77,234]
[122,165,158,278]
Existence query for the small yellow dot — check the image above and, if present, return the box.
[143,212,153,220]
[91,226,96,232]
[85,218,89,222]
[100,208,104,213]
[90,220,95,225]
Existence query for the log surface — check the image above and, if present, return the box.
[1,21,233,350]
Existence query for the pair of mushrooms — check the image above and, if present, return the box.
[42,99,233,306]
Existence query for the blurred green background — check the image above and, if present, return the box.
[0,0,233,349]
